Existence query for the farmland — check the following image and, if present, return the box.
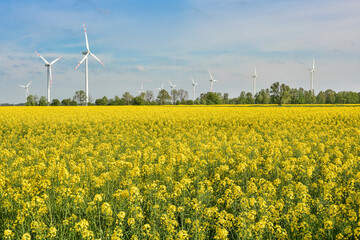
[0,106,360,239]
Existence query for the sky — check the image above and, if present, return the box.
[0,0,359,103]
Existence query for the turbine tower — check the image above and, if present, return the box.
[191,77,199,101]
[34,51,62,104]
[208,71,218,92]
[75,23,105,106]
[169,81,176,92]
[308,58,315,93]
[252,67,257,97]
[17,81,32,101]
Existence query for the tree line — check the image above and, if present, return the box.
[23,82,360,106]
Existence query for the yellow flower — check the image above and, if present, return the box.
[22,233,31,240]
[4,230,14,239]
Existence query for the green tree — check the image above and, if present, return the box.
[61,98,71,106]
[25,95,37,106]
[132,92,146,105]
[304,90,316,104]
[157,89,171,105]
[51,99,61,106]
[325,89,336,104]
[245,92,254,104]
[316,91,326,104]
[237,91,246,104]
[95,96,108,105]
[73,90,86,106]
[223,93,229,104]
[38,96,48,106]
[122,92,134,105]
[270,82,290,106]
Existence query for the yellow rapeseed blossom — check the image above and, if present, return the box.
[0,106,360,239]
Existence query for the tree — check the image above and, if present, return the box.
[304,90,316,104]
[61,98,71,106]
[132,96,146,105]
[145,90,154,103]
[255,89,270,104]
[316,91,326,104]
[122,92,134,105]
[325,89,336,104]
[51,99,61,106]
[245,92,254,104]
[38,96,48,106]
[25,95,37,106]
[237,91,246,104]
[202,92,221,105]
[157,89,172,105]
[223,93,229,104]
[270,82,290,106]
[171,89,179,105]
[95,96,108,105]
[177,89,189,104]
[73,90,86,106]
[111,96,125,105]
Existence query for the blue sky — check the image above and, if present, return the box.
[0,0,359,103]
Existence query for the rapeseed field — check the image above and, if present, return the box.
[0,106,359,239]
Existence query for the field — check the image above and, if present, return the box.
[0,106,360,239]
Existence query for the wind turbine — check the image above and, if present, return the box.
[34,51,62,104]
[308,58,315,93]
[208,71,218,92]
[138,83,145,93]
[191,77,199,101]
[17,81,32,101]
[75,23,105,105]
[169,81,176,92]
[157,82,164,91]
[252,67,257,97]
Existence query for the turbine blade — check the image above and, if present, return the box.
[208,71,213,80]
[26,81,32,87]
[83,23,90,51]
[313,58,315,69]
[50,56,63,65]
[17,84,25,88]
[35,51,49,64]
[75,53,89,69]
[90,53,105,66]
[191,77,195,84]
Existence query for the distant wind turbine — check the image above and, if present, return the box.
[75,23,105,105]
[208,71,218,92]
[169,81,176,92]
[157,82,164,91]
[138,83,145,93]
[17,81,32,101]
[308,58,315,93]
[34,51,62,104]
[191,77,199,101]
[252,67,257,96]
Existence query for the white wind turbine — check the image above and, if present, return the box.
[17,81,32,101]
[308,58,315,93]
[208,71,218,92]
[191,77,199,101]
[169,81,176,92]
[75,24,105,105]
[157,82,164,91]
[252,67,257,96]
[34,51,62,104]
[138,83,145,93]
